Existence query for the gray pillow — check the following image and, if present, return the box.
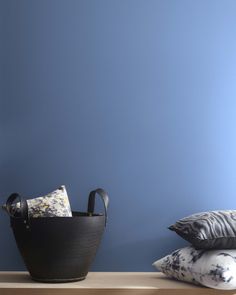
[169,210,236,249]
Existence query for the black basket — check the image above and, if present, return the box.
[4,188,109,283]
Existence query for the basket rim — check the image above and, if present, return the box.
[10,211,105,220]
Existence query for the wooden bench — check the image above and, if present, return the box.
[0,272,234,295]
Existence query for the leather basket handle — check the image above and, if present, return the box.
[3,193,29,228]
[87,188,109,226]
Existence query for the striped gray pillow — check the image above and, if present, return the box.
[169,210,236,249]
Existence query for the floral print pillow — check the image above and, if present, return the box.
[12,185,72,218]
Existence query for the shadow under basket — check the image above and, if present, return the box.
[6,188,109,283]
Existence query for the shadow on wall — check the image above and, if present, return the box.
[93,235,188,271]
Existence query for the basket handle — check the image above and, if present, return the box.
[3,193,29,228]
[87,188,109,226]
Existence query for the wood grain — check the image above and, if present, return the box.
[0,272,235,295]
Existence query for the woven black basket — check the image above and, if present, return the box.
[4,188,109,283]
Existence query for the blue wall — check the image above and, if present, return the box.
[1,0,236,271]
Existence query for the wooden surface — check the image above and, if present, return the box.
[0,272,235,295]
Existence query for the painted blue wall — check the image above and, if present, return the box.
[1,0,236,271]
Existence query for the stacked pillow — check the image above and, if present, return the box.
[153,246,236,290]
[153,210,236,290]
[169,210,236,249]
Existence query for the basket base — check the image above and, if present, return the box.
[31,276,86,283]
